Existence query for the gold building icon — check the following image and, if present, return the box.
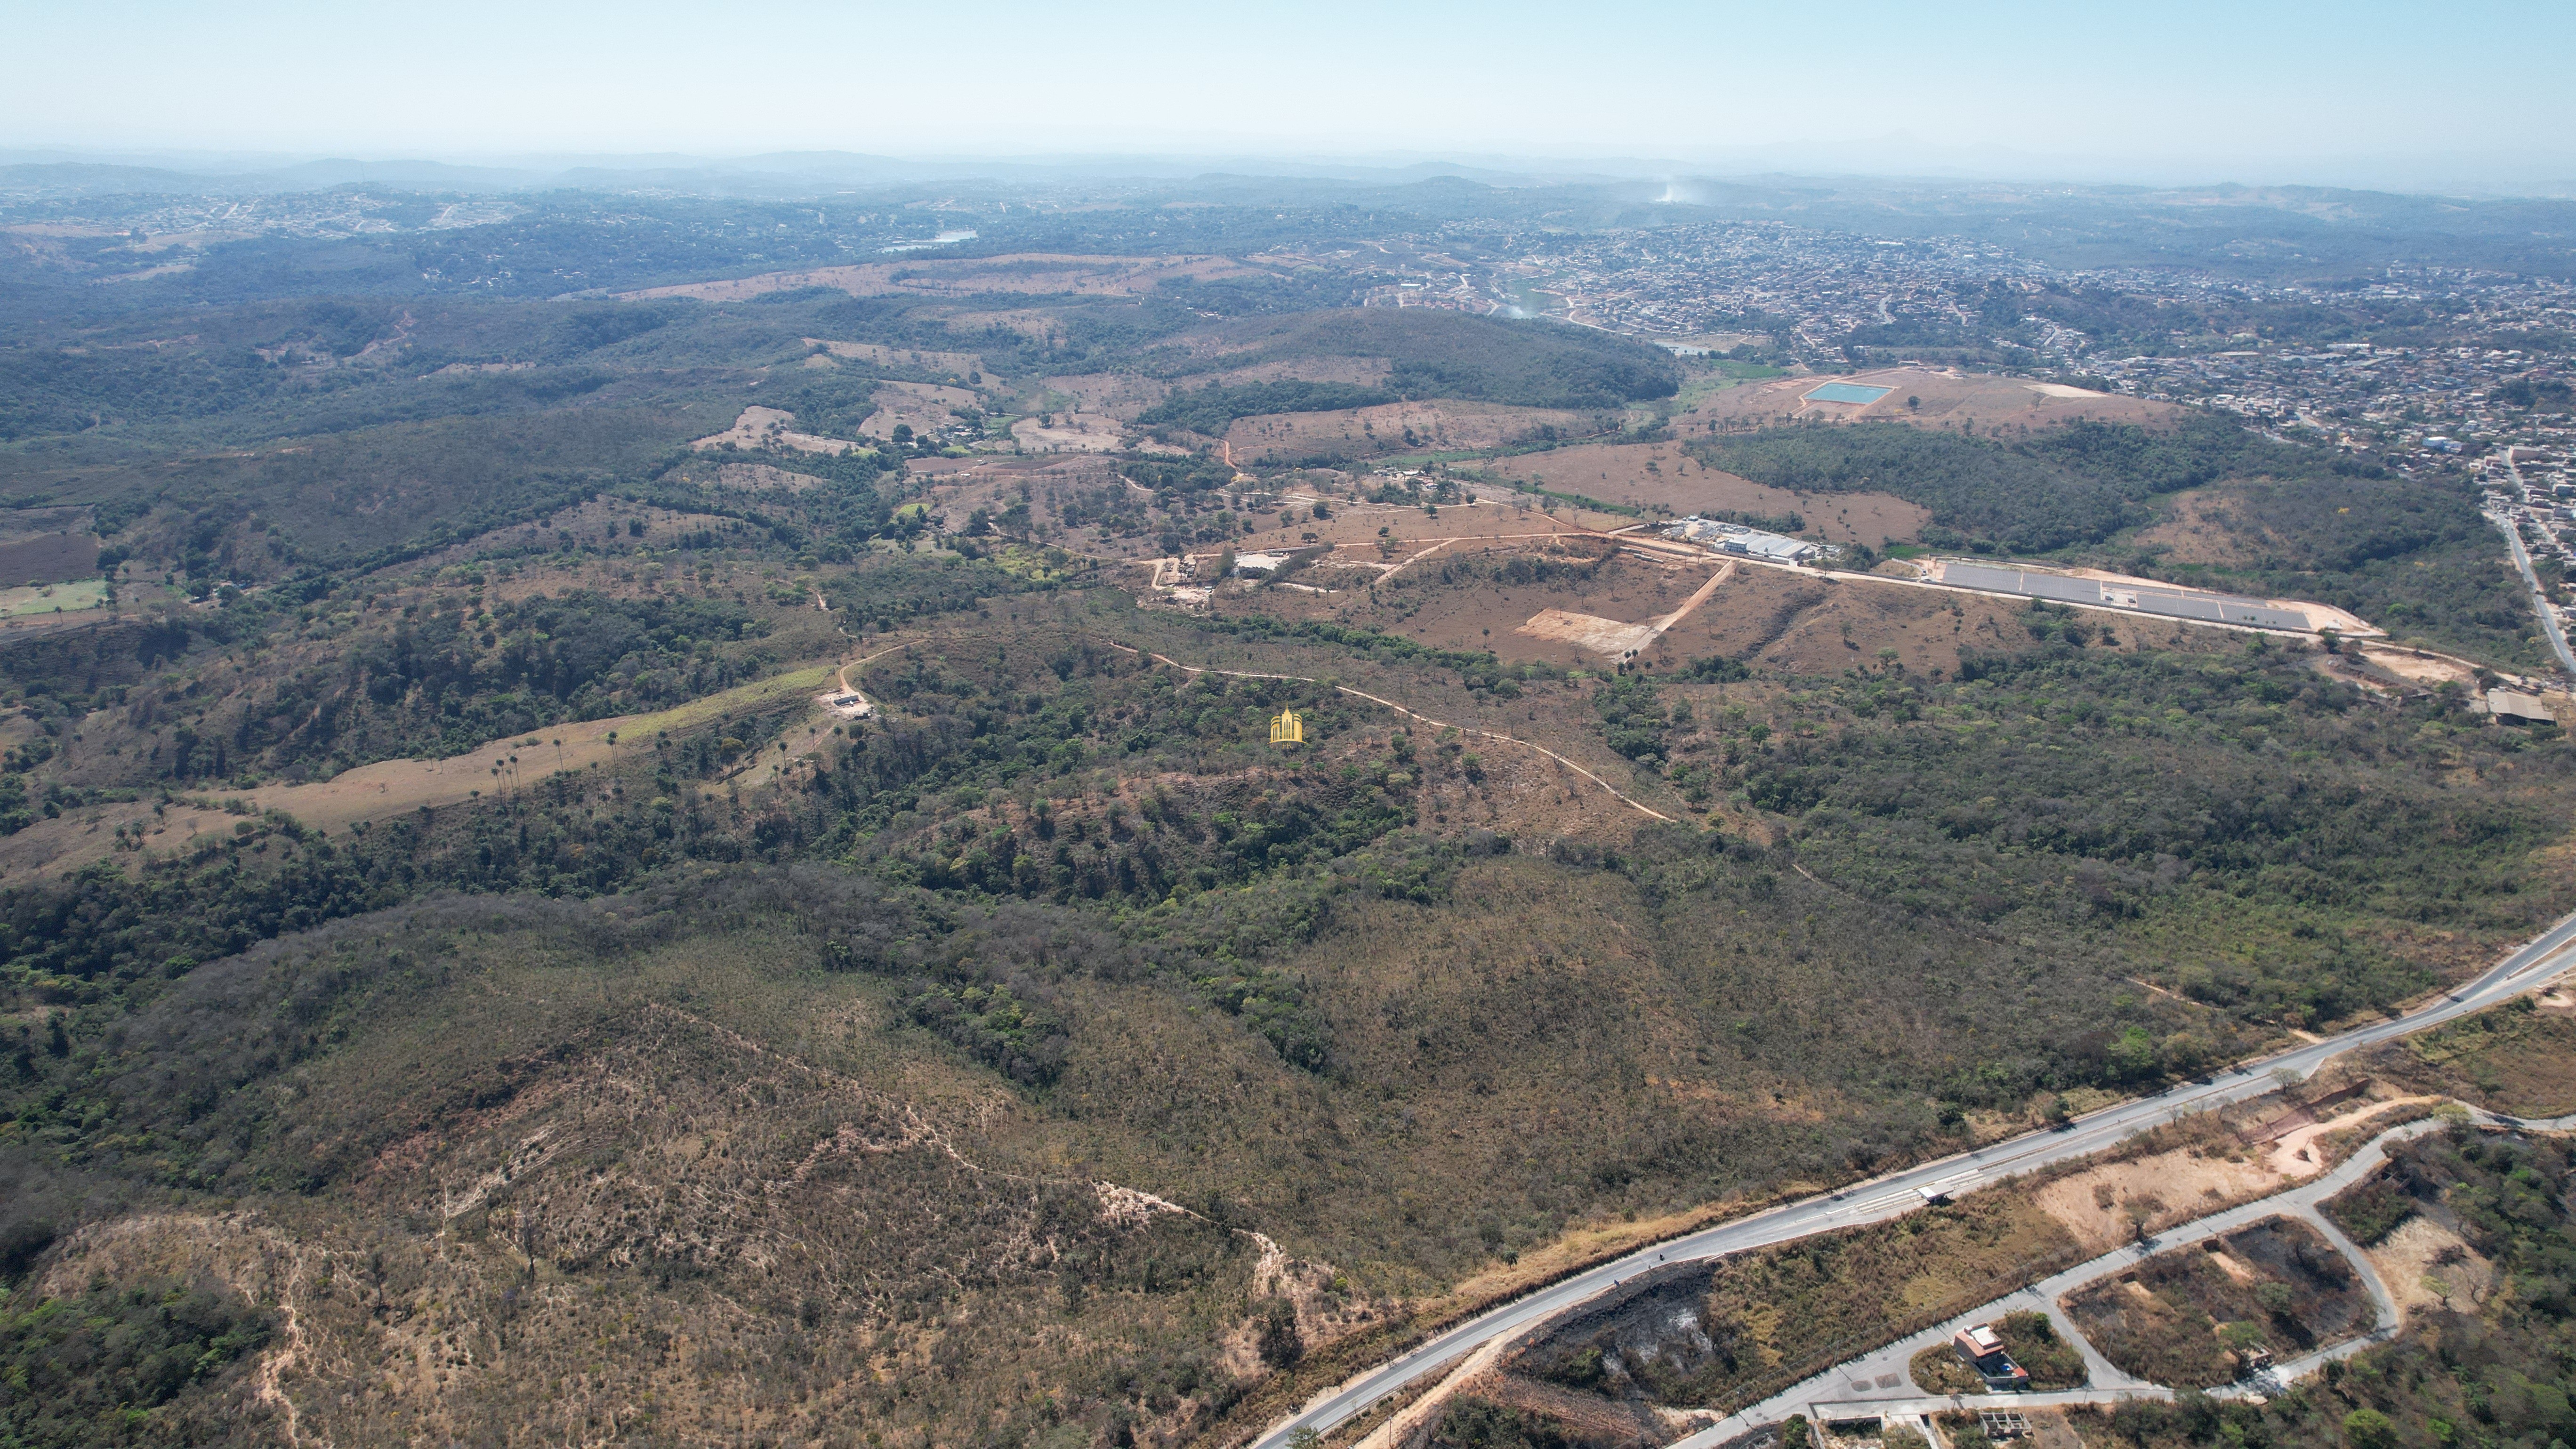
[1268,708,1305,747]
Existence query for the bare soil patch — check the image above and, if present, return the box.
[1516,609,1660,659]
[2357,645,2479,688]
[2033,1146,2292,1255]
[691,405,869,456]
[860,381,982,441]
[1011,412,1126,453]
[1654,564,2068,678]
[1222,546,2090,683]
[2262,1096,2444,1176]
[2365,1215,2491,1326]
[2117,489,2259,566]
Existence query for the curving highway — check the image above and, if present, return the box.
[1248,907,2576,1449]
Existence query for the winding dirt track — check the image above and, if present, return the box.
[1096,641,1672,823]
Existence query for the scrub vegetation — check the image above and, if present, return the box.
[0,181,2567,1446]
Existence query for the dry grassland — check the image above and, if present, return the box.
[34,925,1314,1449]
[1011,412,1127,452]
[1466,440,1930,547]
[1230,402,1590,462]
[0,578,111,619]
[624,252,1271,303]
[802,337,983,375]
[689,404,869,456]
[704,461,822,491]
[858,380,981,440]
[2061,1216,2375,1390]
[2127,488,2259,565]
[0,530,102,586]
[2359,1001,2576,1117]
[1224,498,1625,560]
[1040,371,1175,421]
[0,665,837,884]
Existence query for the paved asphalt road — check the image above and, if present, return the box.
[2495,511,2576,676]
[2494,455,2576,676]
[1249,908,2576,1449]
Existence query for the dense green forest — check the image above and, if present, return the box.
[0,1275,269,1445]
[1736,640,2568,1037]
[1688,416,2356,555]
[1136,381,1396,435]
[1182,311,1681,409]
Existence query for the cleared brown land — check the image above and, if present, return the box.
[2033,1144,2301,1255]
[2365,1215,2492,1327]
[802,338,983,374]
[2126,488,2259,565]
[1011,412,1126,453]
[2061,1216,2375,1389]
[1238,551,2116,681]
[690,405,869,456]
[860,381,982,440]
[1687,366,2181,434]
[1230,402,1590,463]
[1466,440,1930,547]
[623,252,1272,303]
[0,531,102,585]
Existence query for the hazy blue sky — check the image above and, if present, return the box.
[11,0,2573,188]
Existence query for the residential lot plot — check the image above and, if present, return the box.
[2059,1216,2375,1389]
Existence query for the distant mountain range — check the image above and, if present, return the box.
[0,149,1602,200]
[7,146,2569,203]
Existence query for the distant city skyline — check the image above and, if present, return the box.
[10,0,2575,195]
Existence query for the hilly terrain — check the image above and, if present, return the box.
[1,176,2574,1449]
